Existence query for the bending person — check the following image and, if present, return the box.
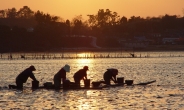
[73,66,88,85]
[16,65,38,90]
[53,64,70,89]
[103,68,118,85]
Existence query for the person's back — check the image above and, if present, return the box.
[73,66,88,84]
[15,65,37,90]
[103,68,118,85]
[103,69,113,80]
[16,67,36,83]
[54,68,66,80]
[73,69,86,80]
[53,64,70,89]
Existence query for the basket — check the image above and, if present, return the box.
[92,81,101,87]
[117,77,124,84]
[84,79,90,87]
[32,81,39,89]
[125,80,133,85]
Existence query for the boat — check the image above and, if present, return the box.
[8,80,156,90]
[37,80,156,90]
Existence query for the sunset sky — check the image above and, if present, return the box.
[1,0,184,20]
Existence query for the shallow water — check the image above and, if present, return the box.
[0,52,184,109]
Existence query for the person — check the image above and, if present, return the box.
[73,66,88,85]
[15,65,38,90]
[103,68,118,85]
[53,64,70,89]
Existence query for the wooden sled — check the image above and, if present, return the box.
[135,80,156,85]
[8,80,156,90]
[101,80,156,87]
[37,82,104,90]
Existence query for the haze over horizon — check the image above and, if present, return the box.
[1,0,184,20]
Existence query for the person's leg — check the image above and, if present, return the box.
[104,78,110,85]
[63,80,70,88]
[8,85,15,89]
[74,78,80,86]
[54,78,61,90]
[16,80,23,90]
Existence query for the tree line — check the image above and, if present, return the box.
[0,6,184,52]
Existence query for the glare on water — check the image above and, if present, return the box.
[0,51,184,109]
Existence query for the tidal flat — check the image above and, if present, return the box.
[0,51,184,110]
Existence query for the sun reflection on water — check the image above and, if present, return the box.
[75,58,94,80]
[76,53,92,58]
[77,91,97,110]
[76,58,93,64]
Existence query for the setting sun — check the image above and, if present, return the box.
[0,0,184,110]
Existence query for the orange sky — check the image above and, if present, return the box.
[1,0,184,20]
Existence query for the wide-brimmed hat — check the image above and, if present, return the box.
[63,64,70,72]
[113,69,118,75]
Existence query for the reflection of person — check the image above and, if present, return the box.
[73,66,88,84]
[16,65,38,90]
[53,64,70,89]
[103,68,118,85]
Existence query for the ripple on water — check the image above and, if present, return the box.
[0,52,184,109]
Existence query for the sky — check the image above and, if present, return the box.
[1,0,184,21]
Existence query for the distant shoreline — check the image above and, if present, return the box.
[1,45,184,53]
[42,45,184,52]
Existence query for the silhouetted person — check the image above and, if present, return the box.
[103,68,118,85]
[53,64,70,89]
[73,66,88,85]
[16,65,38,90]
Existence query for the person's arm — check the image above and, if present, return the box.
[61,70,66,82]
[29,72,37,81]
[83,71,87,80]
[114,75,117,81]
[84,74,87,80]
[112,75,117,83]
[82,76,87,81]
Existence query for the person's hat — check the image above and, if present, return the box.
[83,66,89,70]
[113,69,118,75]
[29,65,36,71]
[63,64,70,72]
[113,69,118,73]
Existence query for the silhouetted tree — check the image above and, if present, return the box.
[7,8,17,18]
[0,10,6,18]
[120,16,128,24]
[66,19,71,36]
[1,6,184,52]
[17,6,34,19]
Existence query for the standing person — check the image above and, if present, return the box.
[16,65,38,90]
[103,68,118,85]
[53,64,70,89]
[73,66,88,85]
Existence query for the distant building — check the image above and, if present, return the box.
[119,36,150,49]
[27,27,34,32]
[162,38,179,45]
[119,40,149,49]
[124,41,149,49]
[176,37,184,44]
[134,36,146,42]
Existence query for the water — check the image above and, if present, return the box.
[0,51,184,109]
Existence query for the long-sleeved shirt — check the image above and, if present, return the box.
[73,69,87,80]
[54,68,66,81]
[103,69,117,81]
[16,68,37,83]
